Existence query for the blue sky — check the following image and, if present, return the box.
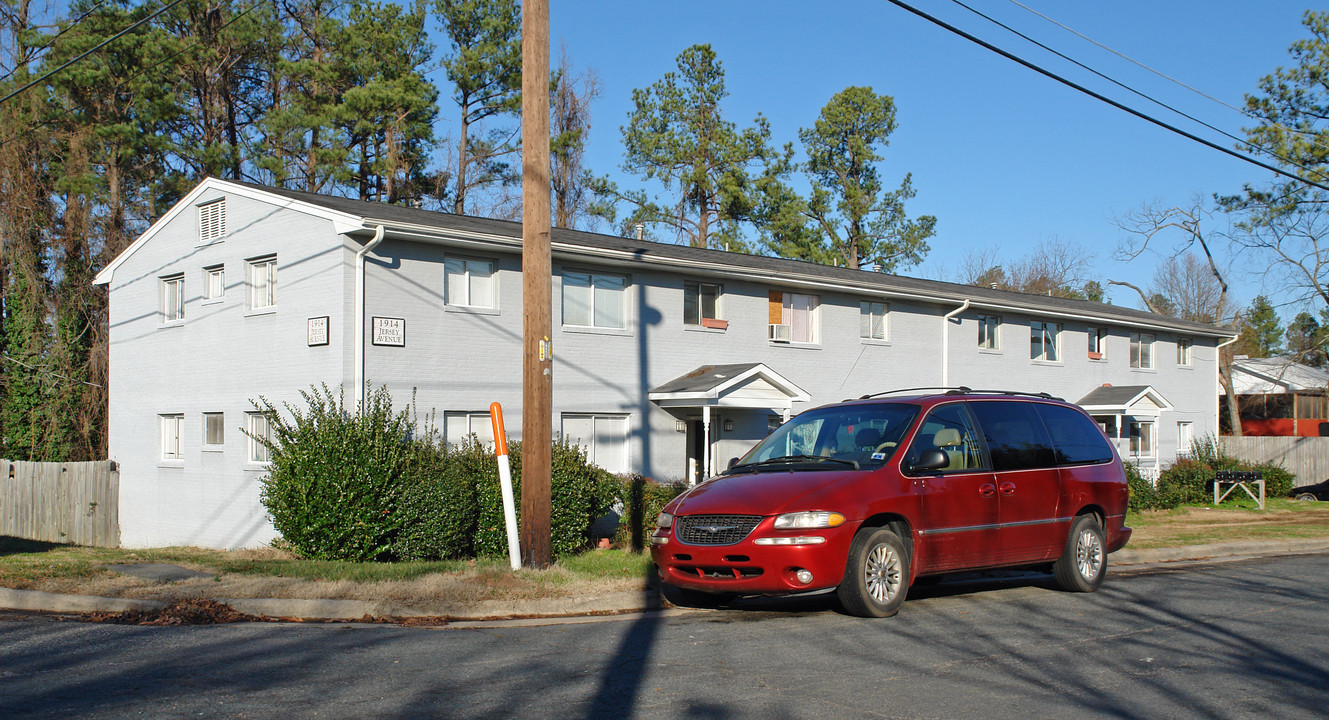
[546,0,1315,319]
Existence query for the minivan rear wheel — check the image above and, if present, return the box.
[837,527,910,617]
[1053,515,1106,592]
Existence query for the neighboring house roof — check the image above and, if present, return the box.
[1230,356,1329,394]
[649,363,810,409]
[95,177,1234,339]
[1076,385,1175,415]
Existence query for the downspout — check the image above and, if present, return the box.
[1215,333,1239,439]
[941,299,971,387]
[355,225,386,412]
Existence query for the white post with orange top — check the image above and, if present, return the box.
[490,402,521,570]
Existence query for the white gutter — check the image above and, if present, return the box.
[1215,332,1240,436]
[941,299,971,387]
[354,225,386,412]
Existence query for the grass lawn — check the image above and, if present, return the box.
[3,499,1327,603]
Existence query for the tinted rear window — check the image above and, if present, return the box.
[967,400,1057,472]
[1034,403,1116,465]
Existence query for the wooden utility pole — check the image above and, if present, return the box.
[520,0,552,569]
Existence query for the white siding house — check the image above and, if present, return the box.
[94,178,1234,548]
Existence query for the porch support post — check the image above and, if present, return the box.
[702,405,712,478]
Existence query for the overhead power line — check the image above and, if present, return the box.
[0,0,114,85]
[0,0,186,109]
[951,0,1326,182]
[881,0,1329,195]
[1001,0,1329,160]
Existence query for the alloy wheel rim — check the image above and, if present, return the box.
[865,543,902,604]
[1076,528,1103,580]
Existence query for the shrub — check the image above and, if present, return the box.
[393,441,477,561]
[1153,434,1298,507]
[255,384,419,562]
[612,475,688,551]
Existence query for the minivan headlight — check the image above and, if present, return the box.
[655,511,674,529]
[773,511,845,529]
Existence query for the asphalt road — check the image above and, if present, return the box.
[2,554,1326,720]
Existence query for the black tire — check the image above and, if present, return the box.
[837,527,910,618]
[660,583,733,609]
[1053,515,1106,592]
[1294,492,1319,502]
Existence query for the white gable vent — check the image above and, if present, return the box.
[198,198,226,242]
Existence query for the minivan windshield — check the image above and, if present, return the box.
[727,403,920,474]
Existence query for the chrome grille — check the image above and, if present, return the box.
[675,515,762,545]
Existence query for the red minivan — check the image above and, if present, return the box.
[650,390,1132,617]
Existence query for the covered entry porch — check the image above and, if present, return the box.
[1078,384,1174,480]
[649,363,810,485]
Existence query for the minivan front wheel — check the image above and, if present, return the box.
[1053,515,1106,592]
[838,527,910,618]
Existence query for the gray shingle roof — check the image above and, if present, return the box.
[650,364,765,395]
[1076,385,1156,406]
[230,179,1232,338]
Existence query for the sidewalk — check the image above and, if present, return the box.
[3,538,1328,623]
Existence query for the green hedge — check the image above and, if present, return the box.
[255,385,418,562]
[1138,435,1298,512]
[256,385,626,562]
[612,475,688,551]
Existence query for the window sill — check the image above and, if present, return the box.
[194,238,225,248]
[563,324,631,337]
[157,460,184,469]
[1177,364,1194,370]
[1130,367,1158,373]
[859,338,891,346]
[243,462,271,472]
[684,324,726,334]
[445,304,500,316]
[1030,359,1064,366]
[201,446,224,453]
[158,320,184,329]
[770,341,821,350]
[245,306,277,317]
[1088,357,1108,363]
[978,348,1002,355]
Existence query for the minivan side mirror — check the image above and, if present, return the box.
[910,449,950,473]
[727,457,739,470]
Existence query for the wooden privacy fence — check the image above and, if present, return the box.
[1,459,119,547]
[1220,437,1329,486]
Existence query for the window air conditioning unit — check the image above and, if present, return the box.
[769,323,792,342]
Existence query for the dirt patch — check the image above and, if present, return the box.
[86,598,264,626]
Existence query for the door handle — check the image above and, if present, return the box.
[999,482,1016,496]
[979,484,996,498]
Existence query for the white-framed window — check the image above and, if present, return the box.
[1176,421,1194,457]
[1030,321,1061,362]
[562,271,626,329]
[203,412,224,449]
[1177,338,1193,366]
[770,291,819,344]
[444,411,495,448]
[161,274,184,323]
[248,256,277,310]
[561,413,629,475]
[203,265,225,302]
[978,315,1001,349]
[444,257,496,309]
[1131,332,1155,369]
[160,414,183,460]
[1129,421,1154,457]
[1088,327,1107,359]
[198,198,226,243]
[860,301,888,341]
[684,282,722,326]
[246,412,272,463]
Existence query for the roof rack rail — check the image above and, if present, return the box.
[962,389,1065,401]
[851,387,1063,402]
[855,386,972,401]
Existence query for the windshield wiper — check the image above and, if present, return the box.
[727,455,860,473]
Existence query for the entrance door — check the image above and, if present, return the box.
[686,419,707,484]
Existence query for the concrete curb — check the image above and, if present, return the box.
[3,539,1327,622]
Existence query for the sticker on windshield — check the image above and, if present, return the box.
[871,452,887,460]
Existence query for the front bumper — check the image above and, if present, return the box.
[649,518,856,595]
